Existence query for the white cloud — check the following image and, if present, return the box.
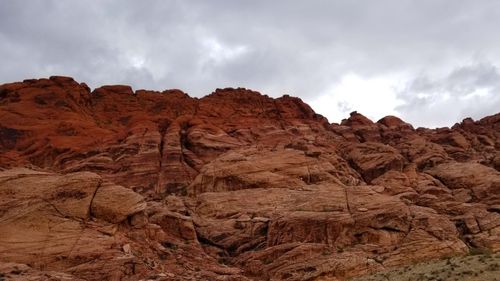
[202,37,249,65]
[129,55,146,69]
[308,74,404,124]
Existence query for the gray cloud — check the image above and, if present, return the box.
[397,62,500,127]
[1,0,500,127]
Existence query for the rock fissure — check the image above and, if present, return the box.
[88,181,102,219]
[157,128,167,195]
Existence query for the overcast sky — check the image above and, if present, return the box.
[1,0,499,127]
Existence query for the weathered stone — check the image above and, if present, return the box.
[90,182,147,223]
[0,77,498,281]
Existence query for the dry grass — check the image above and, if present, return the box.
[350,252,500,281]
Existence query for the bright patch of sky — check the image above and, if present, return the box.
[309,74,404,123]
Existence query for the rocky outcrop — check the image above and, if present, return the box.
[0,262,83,281]
[0,76,499,280]
[0,168,250,280]
[342,142,405,183]
[90,182,147,223]
[427,162,500,203]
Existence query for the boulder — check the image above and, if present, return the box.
[90,182,147,223]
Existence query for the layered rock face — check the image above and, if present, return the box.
[0,76,499,281]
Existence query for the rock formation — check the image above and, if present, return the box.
[0,76,498,280]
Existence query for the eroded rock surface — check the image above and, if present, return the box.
[0,76,499,280]
[0,168,249,281]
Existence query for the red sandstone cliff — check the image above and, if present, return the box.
[0,76,498,280]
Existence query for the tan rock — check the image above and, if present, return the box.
[90,182,147,223]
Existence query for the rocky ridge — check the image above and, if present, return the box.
[0,76,499,280]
